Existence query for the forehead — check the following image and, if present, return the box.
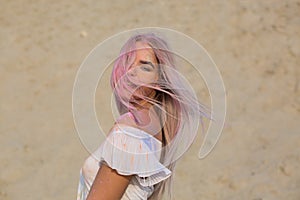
[134,42,157,62]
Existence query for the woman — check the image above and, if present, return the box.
[77,32,210,200]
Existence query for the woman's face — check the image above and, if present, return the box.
[127,42,159,96]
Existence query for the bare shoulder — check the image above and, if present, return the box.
[105,112,137,136]
[113,112,137,128]
[112,111,163,142]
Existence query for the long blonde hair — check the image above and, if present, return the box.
[110,32,210,199]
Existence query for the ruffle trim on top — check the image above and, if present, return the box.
[77,169,89,200]
[98,125,172,187]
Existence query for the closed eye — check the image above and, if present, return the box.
[139,60,155,69]
[141,65,152,72]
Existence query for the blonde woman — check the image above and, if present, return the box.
[77,32,209,200]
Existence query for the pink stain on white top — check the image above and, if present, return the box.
[76,125,171,200]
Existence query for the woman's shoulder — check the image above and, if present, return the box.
[110,112,138,137]
[113,112,162,143]
[112,112,145,137]
[114,112,137,128]
[98,113,169,180]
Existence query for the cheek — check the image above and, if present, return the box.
[137,71,159,84]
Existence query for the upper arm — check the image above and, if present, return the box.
[86,162,133,200]
[86,117,137,200]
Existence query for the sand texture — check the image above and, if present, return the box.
[0,0,299,199]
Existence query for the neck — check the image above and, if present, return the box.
[129,102,161,133]
[134,89,157,110]
[129,89,157,125]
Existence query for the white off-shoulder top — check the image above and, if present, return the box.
[76,125,172,200]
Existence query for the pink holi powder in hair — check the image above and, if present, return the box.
[110,32,211,173]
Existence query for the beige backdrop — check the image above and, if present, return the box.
[1,0,299,199]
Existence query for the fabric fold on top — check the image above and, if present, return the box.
[98,125,172,187]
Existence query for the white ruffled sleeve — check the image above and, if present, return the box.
[98,126,172,187]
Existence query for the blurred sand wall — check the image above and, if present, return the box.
[0,0,299,199]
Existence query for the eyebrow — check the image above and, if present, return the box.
[139,60,155,69]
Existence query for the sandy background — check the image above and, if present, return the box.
[1,0,299,199]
